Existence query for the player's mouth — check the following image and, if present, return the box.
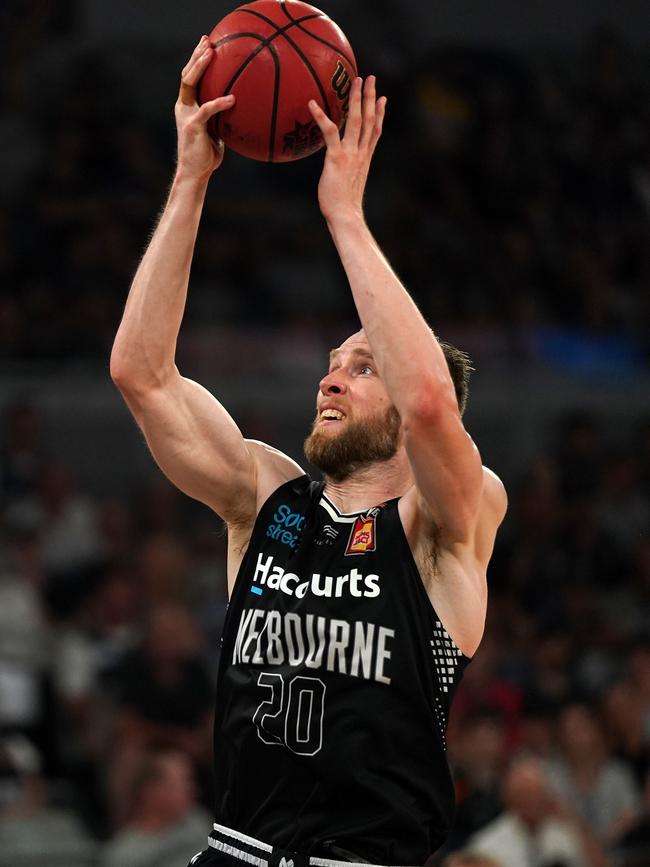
[318,407,347,425]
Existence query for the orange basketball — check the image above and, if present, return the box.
[198,0,357,162]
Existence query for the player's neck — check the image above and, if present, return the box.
[324,453,412,514]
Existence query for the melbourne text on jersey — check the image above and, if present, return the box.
[233,608,395,685]
[253,553,381,598]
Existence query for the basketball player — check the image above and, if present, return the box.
[110,37,507,867]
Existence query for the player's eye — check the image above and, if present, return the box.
[359,365,373,375]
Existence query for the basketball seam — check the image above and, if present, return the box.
[211,16,323,89]
[268,45,281,161]
[213,32,265,50]
[209,33,282,161]
[278,0,357,73]
[212,32,269,96]
[239,8,332,120]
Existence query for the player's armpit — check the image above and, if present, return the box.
[436,545,488,657]
[117,371,257,526]
[399,492,488,656]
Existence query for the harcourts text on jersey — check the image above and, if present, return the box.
[253,553,380,599]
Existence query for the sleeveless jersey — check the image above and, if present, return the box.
[212,475,471,864]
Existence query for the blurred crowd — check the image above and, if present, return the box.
[1,5,649,369]
[1,398,649,867]
[440,419,650,867]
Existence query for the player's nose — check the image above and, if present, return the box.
[319,371,347,396]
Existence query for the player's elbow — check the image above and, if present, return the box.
[401,382,460,429]
[110,352,141,395]
[109,350,129,388]
[110,346,172,396]
[110,336,134,385]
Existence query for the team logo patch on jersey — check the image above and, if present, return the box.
[345,513,377,555]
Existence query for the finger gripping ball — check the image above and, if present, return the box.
[198,0,357,162]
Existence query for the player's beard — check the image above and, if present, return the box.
[304,405,402,482]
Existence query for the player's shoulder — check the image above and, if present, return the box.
[245,439,307,510]
[480,465,508,525]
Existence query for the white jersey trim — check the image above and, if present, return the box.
[318,496,359,524]
[209,823,418,867]
[208,837,268,867]
[310,859,418,867]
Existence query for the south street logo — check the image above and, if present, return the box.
[252,553,380,598]
[266,504,305,549]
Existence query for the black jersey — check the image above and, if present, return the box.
[212,475,471,864]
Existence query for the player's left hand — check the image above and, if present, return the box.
[308,76,386,223]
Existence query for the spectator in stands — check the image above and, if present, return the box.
[600,682,649,787]
[0,735,96,866]
[526,632,576,714]
[597,449,649,550]
[137,532,191,605]
[54,562,141,754]
[628,642,650,726]
[97,495,137,561]
[0,400,47,505]
[615,770,650,867]
[101,749,210,867]
[448,711,507,849]
[7,460,106,620]
[38,462,102,576]
[545,703,640,843]
[0,559,49,737]
[489,467,562,615]
[108,604,213,826]
[468,758,606,867]
[451,635,523,749]
[517,696,557,762]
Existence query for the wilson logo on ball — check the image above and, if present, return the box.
[331,60,353,115]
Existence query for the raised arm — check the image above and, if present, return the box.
[111,38,296,527]
[308,78,501,546]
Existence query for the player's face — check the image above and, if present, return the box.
[303,331,401,480]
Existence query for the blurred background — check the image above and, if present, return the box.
[1,1,650,866]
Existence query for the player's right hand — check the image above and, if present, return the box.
[175,35,235,180]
